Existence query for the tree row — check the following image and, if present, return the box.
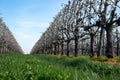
[0,18,23,54]
[31,0,120,58]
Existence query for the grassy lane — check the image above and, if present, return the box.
[0,54,120,80]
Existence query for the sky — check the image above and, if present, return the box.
[0,0,68,54]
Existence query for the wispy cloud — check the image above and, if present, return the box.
[12,19,49,53]
[16,20,49,28]
[14,31,42,53]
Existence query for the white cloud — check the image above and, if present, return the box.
[11,19,49,54]
[16,21,49,28]
[14,31,42,54]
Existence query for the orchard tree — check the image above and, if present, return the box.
[0,18,23,54]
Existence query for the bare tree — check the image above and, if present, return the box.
[0,18,23,54]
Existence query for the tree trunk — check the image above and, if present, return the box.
[105,27,114,58]
[81,40,84,55]
[74,36,79,57]
[90,34,95,57]
[58,43,60,54]
[54,44,57,55]
[116,32,119,56]
[74,28,79,57]
[117,40,119,56]
[61,41,64,55]
[50,44,53,54]
[97,28,104,56]
[102,33,105,55]
[66,40,70,56]
[57,43,60,54]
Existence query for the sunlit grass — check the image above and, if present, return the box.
[0,54,120,80]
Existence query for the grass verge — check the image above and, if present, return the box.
[0,54,120,80]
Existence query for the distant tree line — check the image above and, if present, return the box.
[0,18,23,54]
[30,0,120,58]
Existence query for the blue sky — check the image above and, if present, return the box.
[0,0,68,53]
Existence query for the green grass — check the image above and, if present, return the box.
[0,54,120,80]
